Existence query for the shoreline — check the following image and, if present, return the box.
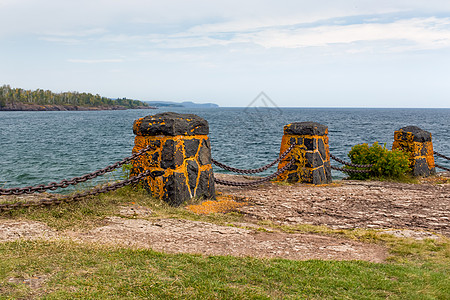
[0,103,156,111]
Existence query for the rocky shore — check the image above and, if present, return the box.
[0,102,155,111]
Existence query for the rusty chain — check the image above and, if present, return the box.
[433,151,450,172]
[0,145,155,196]
[330,153,373,168]
[212,142,296,174]
[435,164,450,172]
[331,165,371,173]
[0,170,154,212]
[434,151,450,161]
[214,159,295,186]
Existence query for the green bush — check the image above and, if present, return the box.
[346,142,410,180]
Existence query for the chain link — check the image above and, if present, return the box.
[214,159,295,186]
[212,142,296,174]
[0,170,154,212]
[331,165,371,173]
[0,145,155,196]
[435,164,450,172]
[434,151,450,161]
[330,154,373,168]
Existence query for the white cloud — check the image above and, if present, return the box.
[1,0,448,37]
[94,16,450,54]
[2,0,450,55]
[240,17,450,51]
[68,59,124,64]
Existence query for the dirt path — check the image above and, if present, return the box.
[217,174,450,237]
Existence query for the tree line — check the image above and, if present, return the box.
[0,85,149,109]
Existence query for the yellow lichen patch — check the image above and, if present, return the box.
[420,175,450,185]
[186,197,248,214]
[276,134,329,183]
[393,132,435,171]
[131,133,214,203]
[424,142,435,169]
[133,118,144,135]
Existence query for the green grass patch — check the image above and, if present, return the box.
[0,240,449,299]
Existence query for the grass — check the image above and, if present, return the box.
[0,240,449,299]
[369,175,419,184]
[1,185,449,299]
[0,185,245,231]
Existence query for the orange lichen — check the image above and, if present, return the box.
[277,134,330,183]
[131,134,213,201]
[393,131,435,171]
[186,197,248,214]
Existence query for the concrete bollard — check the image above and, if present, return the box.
[277,122,332,184]
[131,112,215,206]
[392,126,436,177]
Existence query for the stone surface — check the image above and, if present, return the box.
[132,113,215,206]
[396,126,432,142]
[184,139,200,158]
[198,139,212,166]
[133,112,209,136]
[278,122,331,184]
[197,169,215,199]
[162,172,191,206]
[187,160,199,193]
[305,152,323,168]
[217,173,450,237]
[392,126,435,177]
[284,122,328,136]
[414,158,430,177]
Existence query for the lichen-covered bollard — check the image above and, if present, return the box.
[392,126,436,177]
[277,122,332,184]
[131,112,215,206]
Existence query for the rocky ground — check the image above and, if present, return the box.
[1,173,449,262]
[217,173,450,237]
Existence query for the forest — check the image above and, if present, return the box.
[0,85,149,109]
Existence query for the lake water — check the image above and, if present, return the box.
[1,107,449,190]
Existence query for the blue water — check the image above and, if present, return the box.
[1,108,449,190]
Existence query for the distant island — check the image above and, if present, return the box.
[145,101,219,108]
[0,85,154,111]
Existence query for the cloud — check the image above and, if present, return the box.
[96,16,450,54]
[2,0,450,55]
[240,17,450,51]
[43,28,107,37]
[2,0,448,37]
[68,59,124,64]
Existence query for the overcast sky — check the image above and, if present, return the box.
[1,0,450,107]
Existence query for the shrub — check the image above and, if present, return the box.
[346,142,410,180]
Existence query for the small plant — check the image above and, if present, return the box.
[346,142,410,180]
[121,163,133,179]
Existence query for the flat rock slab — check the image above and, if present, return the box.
[0,220,57,242]
[216,174,450,236]
[69,217,387,262]
[0,217,387,262]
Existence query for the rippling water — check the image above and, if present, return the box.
[1,107,449,189]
